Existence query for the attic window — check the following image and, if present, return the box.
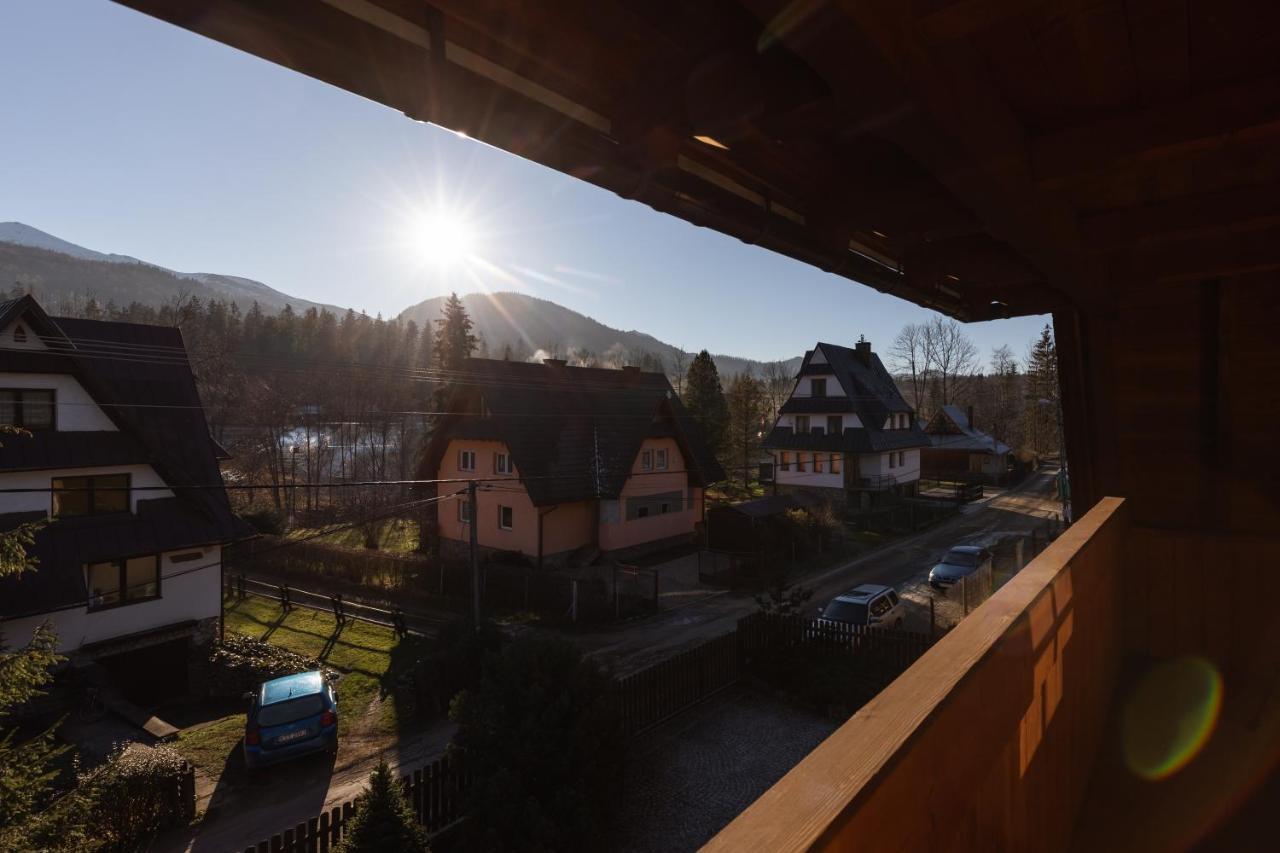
[13,324,26,343]
[811,378,827,397]
[0,389,55,430]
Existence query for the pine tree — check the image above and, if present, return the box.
[431,293,478,372]
[725,374,766,487]
[684,351,729,457]
[1023,325,1059,456]
[335,762,428,853]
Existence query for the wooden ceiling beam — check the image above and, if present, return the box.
[1033,72,1280,186]
[1080,180,1280,249]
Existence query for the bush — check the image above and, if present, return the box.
[449,636,623,852]
[240,509,285,536]
[398,620,505,719]
[335,762,428,853]
[17,744,192,852]
[207,635,334,699]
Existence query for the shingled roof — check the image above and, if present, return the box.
[766,342,930,453]
[0,296,252,617]
[924,405,1010,455]
[418,359,724,506]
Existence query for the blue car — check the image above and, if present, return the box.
[243,671,338,769]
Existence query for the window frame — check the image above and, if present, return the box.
[641,449,653,471]
[458,499,472,524]
[86,553,161,613]
[498,504,513,530]
[458,449,477,472]
[831,454,841,474]
[814,454,824,473]
[888,452,897,469]
[811,378,827,398]
[655,448,668,470]
[794,415,810,434]
[51,472,131,518]
[0,388,56,431]
[826,415,842,436]
[780,451,791,471]
[494,452,512,475]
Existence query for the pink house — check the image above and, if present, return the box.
[420,358,724,566]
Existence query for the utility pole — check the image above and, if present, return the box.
[468,479,480,630]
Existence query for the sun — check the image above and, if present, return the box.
[411,207,478,268]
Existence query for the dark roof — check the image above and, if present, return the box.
[419,359,725,506]
[0,498,247,618]
[768,343,930,454]
[1,299,253,617]
[924,405,1010,455]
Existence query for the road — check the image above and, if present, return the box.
[569,468,1064,675]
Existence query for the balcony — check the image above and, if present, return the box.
[705,496,1276,851]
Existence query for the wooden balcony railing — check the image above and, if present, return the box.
[705,496,1129,852]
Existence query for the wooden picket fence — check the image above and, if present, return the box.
[240,751,468,853]
[737,611,935,670]
[614,630,743,734]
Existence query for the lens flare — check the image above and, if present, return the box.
[1121,656,1223,781]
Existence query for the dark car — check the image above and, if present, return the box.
[928,545,993,589]
[243,671,338,769]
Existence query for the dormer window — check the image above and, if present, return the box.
[0,389,55,430]
[795,416,810,434]
[827,415,842,435]
[811,378,827,398]
[13,324,27,343]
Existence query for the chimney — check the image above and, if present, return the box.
[542,358,567,368]
[967,405,975,428]
[854,336,872,365]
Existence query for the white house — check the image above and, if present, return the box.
[0,296,249,697]
[764,340,930,509]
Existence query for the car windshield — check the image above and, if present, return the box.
[945,549,981,567]
[258,694,324,727]
[821,600,869,625]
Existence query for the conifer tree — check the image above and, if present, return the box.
[431,293,478,372]
[335,762,428,853]
[683,350,729,457]
[1023,324,1060,456]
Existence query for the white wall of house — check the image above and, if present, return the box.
[1,314,49,350]
[777,412,864,431]
[0,372,117,430]
[0,464,173,515]
[773,451,846,489]
[0,545,222,653]
[859,449,921,483]
[792,374,838,397]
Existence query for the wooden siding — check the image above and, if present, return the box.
[705,497,1128,852]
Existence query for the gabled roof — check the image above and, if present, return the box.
[418,359,724,506]
[767,342,929,453]
[924,405,1010,455]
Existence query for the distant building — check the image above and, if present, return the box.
[419,358,724,565]
[763,340,929,509]
[920,405,1012,483]
[0,296,250,696]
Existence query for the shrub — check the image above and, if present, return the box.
[240,509,285,536]
[207,635,334,699]
[17,744,192,852]
[335,762,428,853]
[450,635,623,852]
[398,620,505,719]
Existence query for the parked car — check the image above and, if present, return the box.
[928,545,993,590]
[243,671,338,769]
[817,584,905,629]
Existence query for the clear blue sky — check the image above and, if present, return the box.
[0,0,1048,364]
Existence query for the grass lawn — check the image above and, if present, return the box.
[286,517,419,553]
[175,595,429,775]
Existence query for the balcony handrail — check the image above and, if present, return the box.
[704,496,1128,852]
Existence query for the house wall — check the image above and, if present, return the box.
[792,375,838,397]
[859,449,920,483]
[772,450,845,490]
[777,412,863,431]
[0,463,174,515]
[434,438,595,559]
[598,437,699,551]
[0,372,117,431]
[1,545,222,654]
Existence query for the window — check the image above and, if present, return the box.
[898,451,906,467]
[655,449,668,470]
[797,453,807,472]
[827,415,841,435]
[626,490,682,520]
[780,452,791,471]
[795,416,810,434]
[870,594,892,618]
[0,389,55,430]
[13,325,26,343]
[458,499,472,524]
[637,506,649,519]
[87,555,159,611]
[498,505,513,530]
[458,450,476,471]
[831,454,841,474]
[641,449,653,470]
[495,452,512,474]
[814,455,824,473]
[888,452,897,469]
[811,378,827,397]
[52,473,129,517]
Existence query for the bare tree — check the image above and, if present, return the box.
[987,345,1021,449]
[669,348,690,396]
[890,322,931,412]
[760,360,795,421]
[924,315,979,408]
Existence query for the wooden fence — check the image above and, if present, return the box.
[614,630,742,734]
[241,751,469,853]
